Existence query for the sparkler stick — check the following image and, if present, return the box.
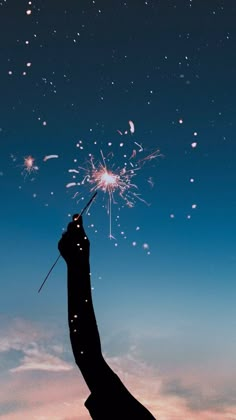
[38,191,97,293]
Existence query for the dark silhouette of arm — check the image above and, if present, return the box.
[58,215,106,393]
[58,215,156,419]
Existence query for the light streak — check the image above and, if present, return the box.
[66,182,77,188]
[68,169,80,173]
[43,154,59,161]
[129,120,135,133]
[134,142,143,152]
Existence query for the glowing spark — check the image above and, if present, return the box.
[148,177,154,188]
[23,156,38,174]
[68,169,80,174]
[192,204,197,209]
[138,149,161,163]
[43,154,59,161]
[129,120,135,134]
[66,182,77,188]
[134,142,143,152]
[117,130,123,135]
[130,149,137,159]
[191,142,197,148]
[95,168,118,191]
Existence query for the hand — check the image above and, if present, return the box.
[58,214,90,266]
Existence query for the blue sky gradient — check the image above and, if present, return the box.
[1,1,236,418]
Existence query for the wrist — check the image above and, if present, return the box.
[67,260,90,273]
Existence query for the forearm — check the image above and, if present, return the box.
[67,262,102,367]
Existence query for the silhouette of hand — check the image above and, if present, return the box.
[58,214,90,266]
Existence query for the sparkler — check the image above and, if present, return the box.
[38,191,97,293]
[67,146,161,238]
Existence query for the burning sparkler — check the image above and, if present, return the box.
[67,142,161,238]
[23,155,39,176]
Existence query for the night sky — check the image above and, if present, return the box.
[1,1,236,419]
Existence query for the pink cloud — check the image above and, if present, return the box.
[10,345,73,373]
[1,316,236,419]
[1,354,236,420]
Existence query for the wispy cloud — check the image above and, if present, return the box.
[0,315,72,373]
[1,315,236,419]
[10,345,72,373]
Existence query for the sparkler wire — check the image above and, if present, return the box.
[37,191,97,293]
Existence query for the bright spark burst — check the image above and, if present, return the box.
[23,156,39,176]
[92,166,119,192]
[66,128,161,239]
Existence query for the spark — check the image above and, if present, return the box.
[134,142,143,152]
[68,169,80,174]
[129,120,135,134]
[130,149,137,159]
[23,156,39,175]
[148,177,154,188]
[43,154,59,161]
[66,182,77,188]
[191,142,197,148]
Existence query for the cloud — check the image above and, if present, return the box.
[0,315,49,353]
[162,378,236,413]
[1,315,236,420]
[0,315,72,373]
[10,344,73,373]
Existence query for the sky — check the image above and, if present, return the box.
[0,0,236,419]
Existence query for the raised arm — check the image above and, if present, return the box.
[58,215,156,419]
[58,215,103,392]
